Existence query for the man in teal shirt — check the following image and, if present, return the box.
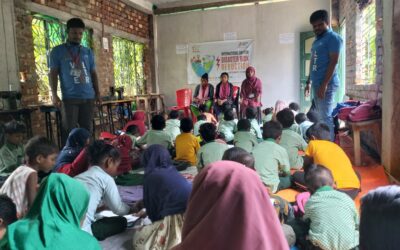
[49,18,101,143]
[305,10,342,141]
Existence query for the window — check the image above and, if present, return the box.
[112,37,145,96]
[359,2,376,85]
[31,16,92,102]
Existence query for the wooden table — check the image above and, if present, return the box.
[97,99,134,133]
[38,105,62,148]
[0,108,36,138]
[135,94,165,122]
[348,119,381,166]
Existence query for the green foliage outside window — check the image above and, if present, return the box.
[360,2,376,85]
[112,37,145,97]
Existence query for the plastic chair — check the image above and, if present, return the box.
[169,88,192,118]
[232,86,240,118]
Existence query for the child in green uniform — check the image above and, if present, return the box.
[196,123,229,172]
[0,121,26,175]
[233,119,258,153]
[276,108,308,169]
[252,121,291,193]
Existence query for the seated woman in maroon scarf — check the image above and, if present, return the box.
[240,66,262,118]
[190,73,214,117]
[214,72,234,118]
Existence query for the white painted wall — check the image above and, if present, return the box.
[0,0,19,91]
[156,0,330,107]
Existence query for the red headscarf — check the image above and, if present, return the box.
[172,161,289,250]
[112,134,133,175]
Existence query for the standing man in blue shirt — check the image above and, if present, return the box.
[305,10,342,141]
[49,18,101,142]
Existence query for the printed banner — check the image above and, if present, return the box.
[187,39,253,85]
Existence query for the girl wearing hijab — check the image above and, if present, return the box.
[133,145,192,250]
[54,128,90,177]
[214,72,234,118]
[190,73,215,117]
[0,174,100,250]
[172,161,289,250]
[240,66,262,118]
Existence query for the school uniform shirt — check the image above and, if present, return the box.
[126,134,138,149]
[175,133,201,166]
[165,119,181,141]
[279,129,308,169]
[0,142,24,175]
[290,123,302,136]
[234,131,258,153]
[136,130,174,149]
[193,120,208,136]
[196,141,230,172]
[252,139,291,193]
[262,113,273,124]
[75,166,130,234]
[305,140,360,189]
[304,186,359,250]
[250,118,262,139]
[0,165,36,217]
[299,121,313,138]
[218,119,238,142]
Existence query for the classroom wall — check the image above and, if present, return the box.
[155,0,331,107]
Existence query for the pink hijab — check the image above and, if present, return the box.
[240,66,262,103]
[273,100,287,120]
[172,161,289,250]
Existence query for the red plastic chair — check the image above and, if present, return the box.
[169,88,192,118]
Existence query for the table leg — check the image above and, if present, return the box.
[353,127,361,166]
[127,101,133,120]
[56,111,62,149]
[108,104,114,133]
[118,103,124,129]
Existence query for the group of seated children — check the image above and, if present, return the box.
[0,99,393,250]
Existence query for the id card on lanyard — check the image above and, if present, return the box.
[66,44,83,79]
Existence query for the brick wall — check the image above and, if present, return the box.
[13,0,152,136]
[336,0,383,162]
[337,0,383,101]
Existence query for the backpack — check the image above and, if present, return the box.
[348,99,382,122]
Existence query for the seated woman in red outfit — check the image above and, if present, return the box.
[240,66,262,119]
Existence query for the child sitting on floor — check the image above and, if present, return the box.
[165,110,181,142]
[262,107,274,123]
[303,164,359,250]
[289,102,300,116]
[307,110,320,123]
[0,121,26,175]
[252,121,291,193]
[0,136,58,217]
[0,195,17,240]
[193,115,207,137]
[292,123,361,199]
[276,108,308,169]
[246,107,262,140]
[233,119,258,153]
[217,109,237,143]
[197,123,229,172]
[75,140,131,240]
[125,124,140,149]
[295,113,313,140]
[136,114,174,150]
[174,118,200,168]
[359,185,400,250]
[54,128,90,177]
[222,147,255,170]
[199,104,217,125]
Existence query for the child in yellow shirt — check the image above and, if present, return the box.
[174,118,200,168]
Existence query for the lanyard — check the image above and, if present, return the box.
[66,44,81,66]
